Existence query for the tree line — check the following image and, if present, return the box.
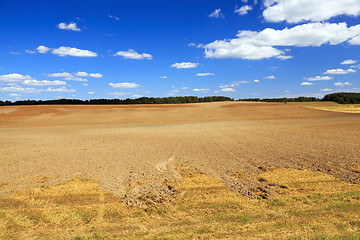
[0,96,234,106]
[1,92,359,106]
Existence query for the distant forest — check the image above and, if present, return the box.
[0,92,359,106]
[0,96,234,106]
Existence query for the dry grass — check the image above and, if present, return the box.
[290,102,360,113]
[1,165,360,239]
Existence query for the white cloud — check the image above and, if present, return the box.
[181,87,188,90]
[9,93,21,97]
[263,0,360,23]
[107,92,129,97]
[88,92,94,94]
[221,88,236,92]
[170,89,179,93]
[0,73,32,82]
[303,76,333,81]
[74,72,102,78]
[89,73,103,78]
[349,35,360,45]
[301,82,314,86]
[188,43,196,47]
[0,86,41,93]
[341,59,357,65]
[46,86,76,92]
[83,83,88,86]
[10,51,20,55]
[209,9,224,18]
[133,94,143,98]
[109,15,120,21]
[37,45,51,53]
[114,49,152,60]
[160,76,167,79]
[323,68,356,74]
[57,22,81,31]
[264,75,276,79]
[23,80,67,86]
[193,88,210,92]
[203,22,360,60]
[171,62,198,69]
[75,72,89,77]
[25,50,36,54]
[254,79,260,83]
[48,72,73,78]
[334,82,352,87]
[320,89,332,92]
[196,73,214,76]
[51,46,97,57]
[235,5,252,15]
[48,72,87,81]
[109,82,140,89]
[277,55,293,60]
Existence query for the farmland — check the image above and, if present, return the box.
[1,102,360,239]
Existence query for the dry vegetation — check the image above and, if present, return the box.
[1,102,360,239]
[290,102,360,113]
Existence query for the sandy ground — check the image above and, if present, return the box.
[1,102,359,198]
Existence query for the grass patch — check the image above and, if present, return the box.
[290,102,360,113]
[0,167,360,239]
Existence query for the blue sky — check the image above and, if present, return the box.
[1,0,360,101]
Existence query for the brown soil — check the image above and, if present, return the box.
[1,102,359,203]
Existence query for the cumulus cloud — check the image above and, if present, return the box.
[37,45,51,53]
[88,92,94,94]
[51,46,97,57]
[301,82,314,86]
[349,35,360,45]
[209,9,224,18]
[114,49,152,60]
[0,73,33,82]
[0,86,41,93]
[235,5,252,15]
[253,79,260,83]
[264,75,276,79]
[181,87,189,90]
[203,22,360,60]
[48,72,87,81]
[196,73,214,76]
[171,62,198,69]
[74,72,102,78]
[57,22,81,31]
[334,82,352,87]
[107,92,129,97]
[37,45,97,57]
[323,68,356,74]
[341,59,357,65]
[320,89,332,92]
[109,82,140,89]
[221,88,236,92]
[46,87,75,92]
[193,88,210,92]
[23,80,67,86]
[303,76,333,81]
[160,76,167,79]
[89,73,103,78]
[75,72,88,77]
[263,0,360,23]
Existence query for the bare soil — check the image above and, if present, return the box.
[1,102,359,202]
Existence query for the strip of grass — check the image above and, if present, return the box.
[1,167,360,239]
[290,102,360,113]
